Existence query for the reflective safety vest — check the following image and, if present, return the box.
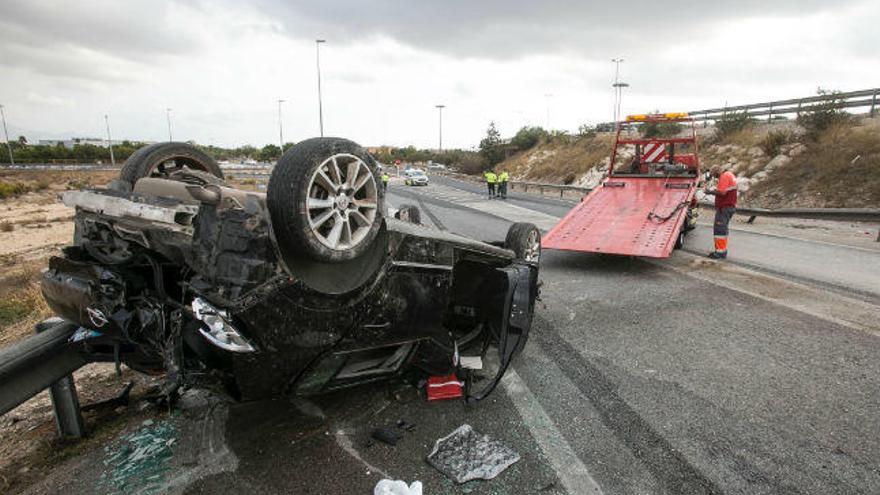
[498,172,509,183]
[382,173,389,183]
[485,172,497,183]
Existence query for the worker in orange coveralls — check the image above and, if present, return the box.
[704,165,737,259]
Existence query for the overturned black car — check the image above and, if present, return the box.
[41,138,541,402]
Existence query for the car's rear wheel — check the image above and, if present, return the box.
[505,222,541,264]
[267,137,384,263]
[119,142,223,186]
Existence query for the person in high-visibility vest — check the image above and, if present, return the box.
[485,170,497,198]
[498,170,509,199]
[381,171,389,192]
[704,165,737,259]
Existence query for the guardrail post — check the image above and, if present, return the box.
[560,188,564,198]
[871,90,877,118]
[35,321,85,438]
[767,103,773,123]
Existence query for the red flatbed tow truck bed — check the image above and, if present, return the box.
[542,113,702,258]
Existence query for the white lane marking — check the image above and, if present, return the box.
[502,369,604,495]
[335,428,391,478]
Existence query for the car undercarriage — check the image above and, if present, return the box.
[40,138,541,403]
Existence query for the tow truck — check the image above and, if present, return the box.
[542,112,701,258]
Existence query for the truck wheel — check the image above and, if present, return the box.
[120,142,222,186]
[505,222,541,263]
[267,137,384,263]
[394,204,421,224]
[674,229,685,249]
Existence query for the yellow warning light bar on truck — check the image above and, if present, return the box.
[626,112,689,122]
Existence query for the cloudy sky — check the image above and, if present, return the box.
[0,0,877,149]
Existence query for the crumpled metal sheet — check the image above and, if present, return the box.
[426,424,520,484]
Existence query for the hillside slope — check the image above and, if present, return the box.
[496,117,880,208]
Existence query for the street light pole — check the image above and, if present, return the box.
[104,114,116,167]
[614,82,630,126]
[544,94,553,130]
[611,58,624,123]
[278,99,286,155]
[0,104,14,166]
[315,39,326,137]
[166,108,173,142]
[435,104,445,153]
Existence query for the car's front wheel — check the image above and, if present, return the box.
[505,222,541,264]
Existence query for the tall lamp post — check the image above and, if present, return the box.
[435,104,445,153]
[315,39,326,137]
[104,114,116,167]
[166,108,173,142]
[0,104,14,166]
[277,99,286,155]
[544,93,553,130]
[611,58,624,123]
[613,82,630,126]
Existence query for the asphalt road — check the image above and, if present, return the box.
[25,175,880,495]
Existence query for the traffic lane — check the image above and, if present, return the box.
[429,174,577,218]
[387,187,513,242]
[684,223,880,301]
[185,380,563,494]
[399,185,880,493]
[522,249,880,494]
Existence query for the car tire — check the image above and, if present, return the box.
[394,204,421,224]
[119,142,222,186]
[674,229,685,249]
[267,137,384,263]
[504,222,541,263]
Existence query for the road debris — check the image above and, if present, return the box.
[371,425,404,446]
[374,478,423,495]
[426,424,520,484]
[426,374,463,401]
[98,418,176,494]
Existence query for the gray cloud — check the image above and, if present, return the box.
[0,0,202,79]
[256,0,846,59]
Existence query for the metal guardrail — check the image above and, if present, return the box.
[509,181,590,198]
[688,88,880,122]
[0,319,88,436]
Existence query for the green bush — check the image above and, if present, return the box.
[510,126,548,151]
[639,121,683,139]
[797,88,853,141]
[577,124,597,138]
[0,181,31,199]
[479,122,505,168]
[759,130,793,157]
[714,111,755,141]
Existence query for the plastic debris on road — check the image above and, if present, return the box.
[374,479,424,495]
[372,425,404,446]
[426,374,463,401]
[426,424,520,483]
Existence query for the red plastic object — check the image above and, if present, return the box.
[542,177,696,258]
[426,374,463,401]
